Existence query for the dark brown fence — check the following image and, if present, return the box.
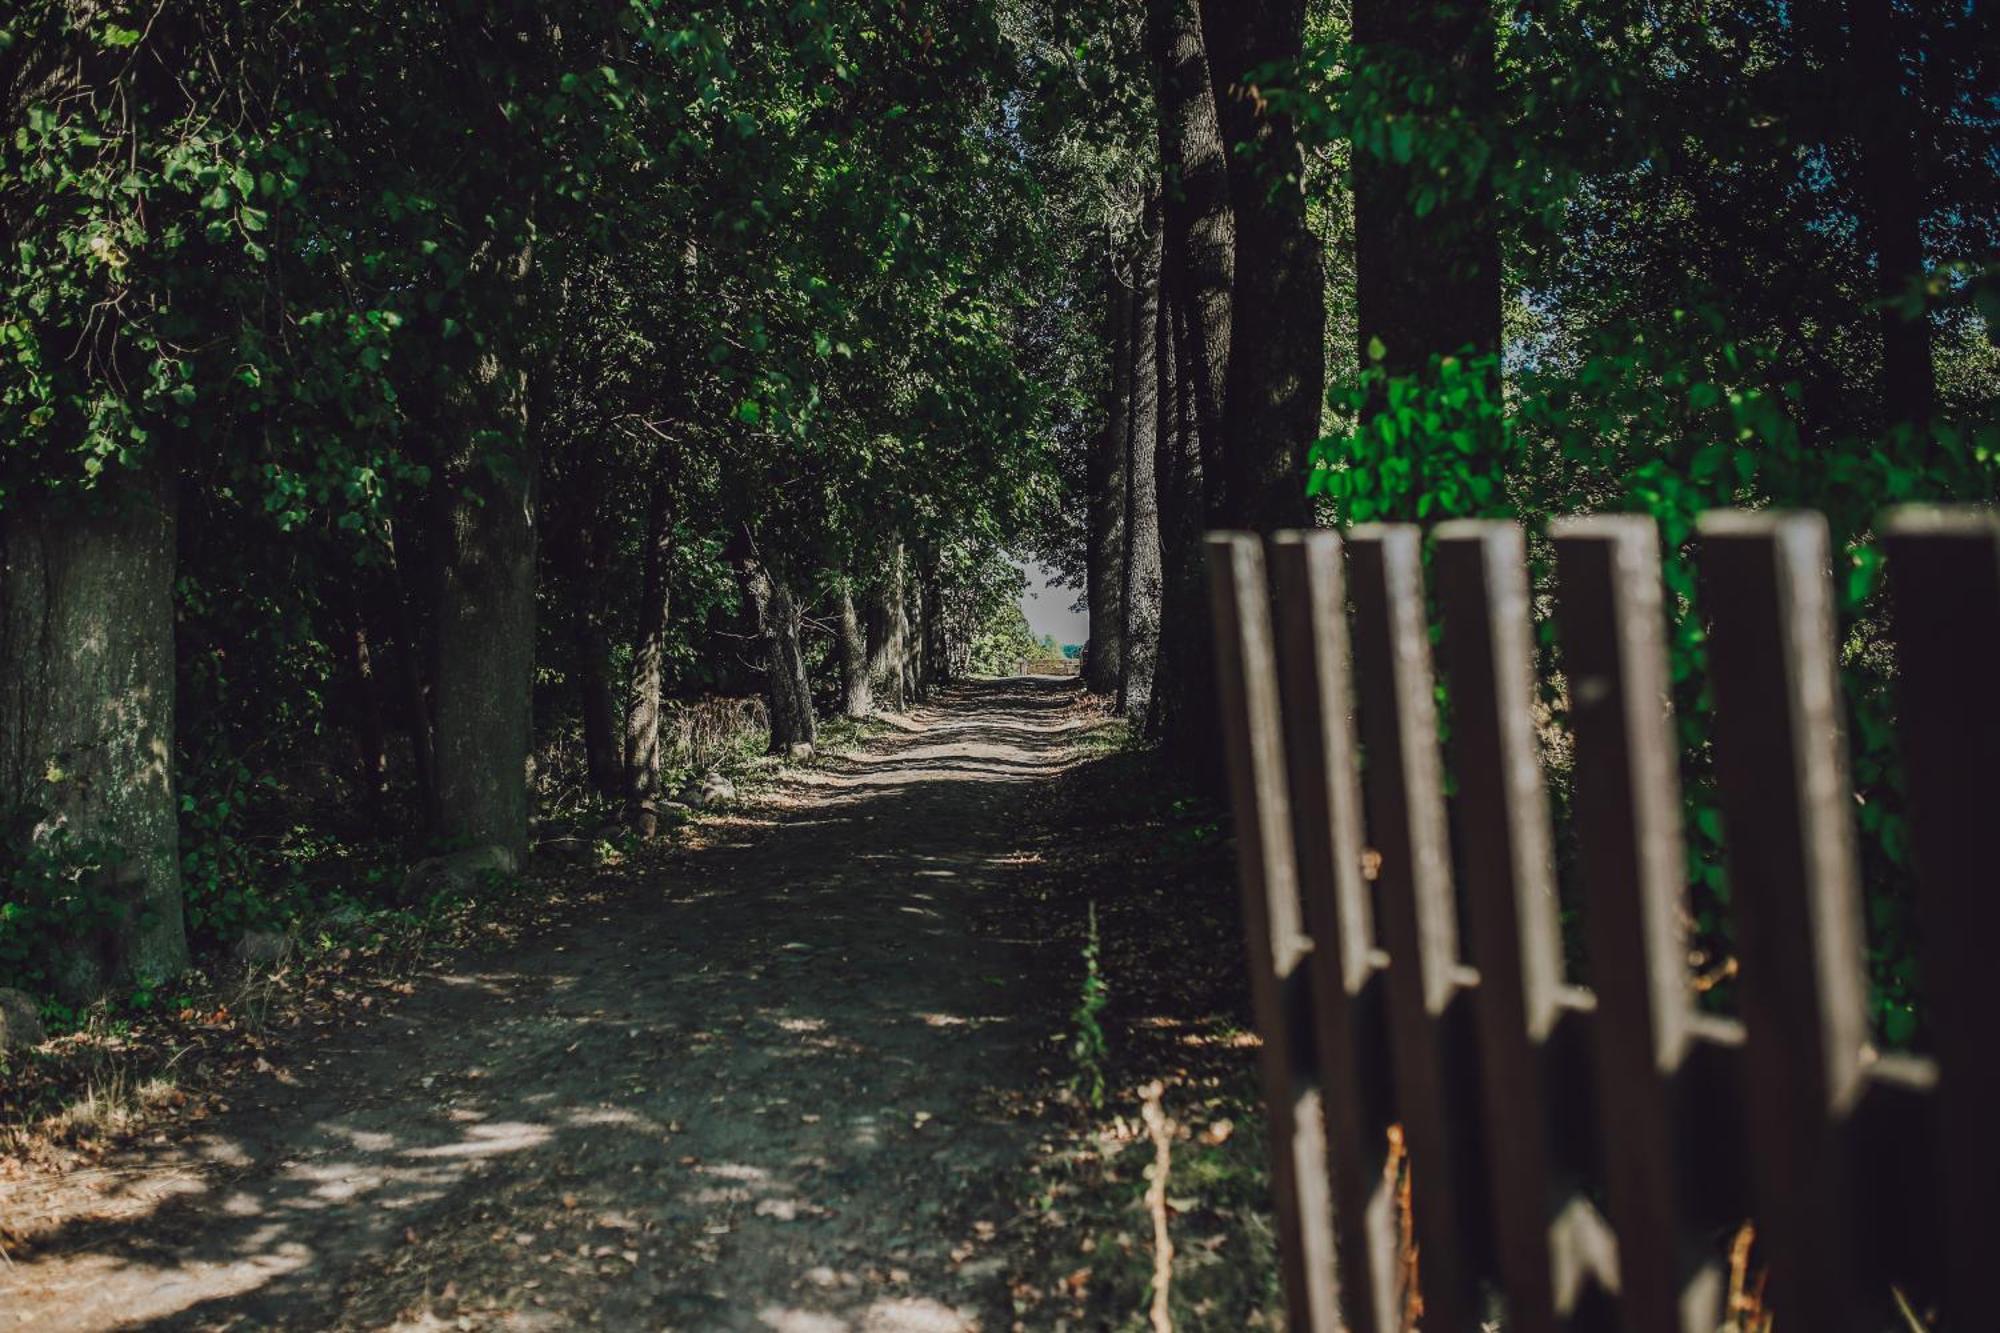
[1204,509,1996,1333]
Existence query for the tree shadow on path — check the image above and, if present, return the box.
[0,678,1095,1332]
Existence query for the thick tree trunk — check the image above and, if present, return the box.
[434,239,538,862]
[736,549,816,755]
[1121,188,1166,720]
[1085,261,1131,694]
[837,583,872,719]
[434,439,536,861]
[1352,0,1502,518]
[920,563,949,692]
[1205,0,1322,531]
[865,542,910,711]
[0,463,188,998]
[1849,0,1934,431]
[1147,272,1223,784]
[1151,0,1235,513]
[624,467,672,828]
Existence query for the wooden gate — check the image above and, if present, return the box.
[1204,510,1995,1332]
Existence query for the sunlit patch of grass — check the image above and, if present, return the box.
[47,1074,182,1141]
[1072,717,1138,760]
[0,1000,202,1156]
[804,714,896,761]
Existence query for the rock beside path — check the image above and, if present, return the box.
[232,929,292,968]
[400,844,518,905]
[675,772,736,810]
[0,986,45,1051]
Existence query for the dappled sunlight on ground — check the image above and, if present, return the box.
[0,679,1091,1331]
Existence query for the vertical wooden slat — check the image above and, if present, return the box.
[1435,521,1614,1330]
[1882,506,2000,1324]
[1269,530,1398,1333]
[1345,524,1484,1332]
[1697,510,1870,1331]
[1551,516,1720,1333]
[1269,531,1380,991]
[1204,533,1345,1333]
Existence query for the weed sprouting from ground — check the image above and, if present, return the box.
[1070,900,1110,1109]
[995,721,1287,1329]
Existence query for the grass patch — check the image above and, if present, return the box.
[986,716,1286,1329]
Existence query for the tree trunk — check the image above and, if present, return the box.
[1352,0,1502,519]
[837,582,872,719]
[343,598,390,806]
[384,542,442,831]
[1205,0,1322,531]
[865,542,910,711]
[921,562,949,692]
[434,239,538,863]
[624,467,673,829]
[909,555,934,702]
[1086,259,1132,694]
[902,574,923,705]
[575,615,620,799]
[434,436,536,862]
[1151,0,1235,514]
[1848,0,1934,432]
[1147,269,1223,785]
[0,462,188,999]
[736,548,816,755]
[1121,188,1166,720]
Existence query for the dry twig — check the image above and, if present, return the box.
[1139,1080,1175,1333]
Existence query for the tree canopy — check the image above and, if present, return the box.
[1,0,1994,1053]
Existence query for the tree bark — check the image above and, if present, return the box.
[735,544,816,755]
[434,239,538,863]
[1086,258,1132,694]
[434,437,537,861]
[1205,0,1322,531]
[837,582,872,719]
[1147,266,1222,785]
[1352,0,1502,503]
[1848,0,1934,431]
[575,615,620,799]
[1151,0,1235,514]
[0,462,188,998]
[902,561,924,705]
[908,551,936,702]
[384,540,442,831]
[920,560,949,692]
[624,466,673,828]
[865,542,910,711]
[1121,187,1166,720]
[343,599,390,806]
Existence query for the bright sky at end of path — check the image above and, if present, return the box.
[1018,562,1087,649]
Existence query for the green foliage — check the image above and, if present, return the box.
[1285,0,1999,1047]
[968,599,1043,675]
[0,814,120,993]
[1,0,1085,1002]
[1069,901,1111,1110]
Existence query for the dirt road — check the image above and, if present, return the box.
[0,679,1093,1332]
